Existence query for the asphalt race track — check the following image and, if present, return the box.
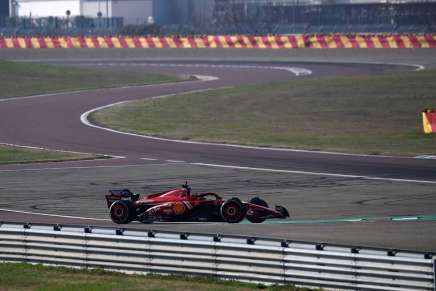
[1,49,435,252]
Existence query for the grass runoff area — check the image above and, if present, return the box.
[0,59,183,99]
[92,69,436,156]
[0,144,96,164]
[0,263,317,291]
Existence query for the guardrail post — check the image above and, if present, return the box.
[213,235,219,279]
[281,240,289,285]
[433,259,436,291]
[23,223,30,263]
[84,229,89,269]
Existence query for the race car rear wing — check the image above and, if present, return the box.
[105,189,137,208]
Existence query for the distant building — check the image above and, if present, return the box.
[11,0,153,25]
[153,0,214,25]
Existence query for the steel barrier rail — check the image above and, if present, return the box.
[0,222,434,291]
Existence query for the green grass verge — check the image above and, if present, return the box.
[92,70,436,156]
[0,263,317,291]
[0,60,184,99]
[0,145,97,164]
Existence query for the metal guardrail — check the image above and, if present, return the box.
[0,222,434,291]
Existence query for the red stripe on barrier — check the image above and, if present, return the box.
[274,36,284,49]
[315,35,327,48]
[186,36,193,48]
[37,37,46,48]
[362,36,374,48]
[331,35,342,48]
[378,36,389,48]
[424,34,436,48]
[221,36,231,48]
[286,36,296,48]
[12,38,20,48]
[24,37,32,48]
[211,36,220,48]
[394,35,405,48]
[65,37,73,48]
[157,37,168,48]
[348,35,360,48]
[0,37,5,48]
[146,37,155,48]
[245,36,255,48]
[132,36,141,48]
[172,36,182,48]
[408,35,421,48]
[236,35,244,48]
[303,35,312,48]
[77,36,86,48]
[91,37,100,48]
[233,35,243,48]
[201,36,211,48]
[118,37,128,48]
[261,36,271,48]
[51,37,61,48]
[103,36,113,48]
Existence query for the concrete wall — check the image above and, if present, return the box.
[82,0,152,24]
[111,0,152,25]
[14,0,152,25]
[81,0,108,18]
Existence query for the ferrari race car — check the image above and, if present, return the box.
[105,182,289,224]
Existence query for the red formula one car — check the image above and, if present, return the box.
[105,182,289,224]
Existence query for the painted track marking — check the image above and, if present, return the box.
[0,163,175,173]
[192,162,436,184]
[0,208,219,225]
[2,208,435,225]
[82,62,313,77]
[0,142,125,159]
[0,73,218,103]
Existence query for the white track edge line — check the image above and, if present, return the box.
[0,208,220,225]
[0,142,125,159]
[0,73,217,103]
[0,208,110,221]
[0,163,177,173]
[191,162,436,184]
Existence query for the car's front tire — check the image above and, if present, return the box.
[246,197,268,223]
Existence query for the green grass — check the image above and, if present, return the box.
[0,145,96,164]
[92,70,436,156]
[0,60,184,99]
[0,263,316,291]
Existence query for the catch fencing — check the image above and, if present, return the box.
[0,222,434,291]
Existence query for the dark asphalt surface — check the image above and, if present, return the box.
[1,49,435,251]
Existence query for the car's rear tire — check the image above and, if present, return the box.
[247,197,268,223]
[110,200,134,224]
[220,198,246,223]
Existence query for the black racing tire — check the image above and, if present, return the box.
[246,197,268,223]
[220,198,246,223]
[109,200,135,224]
